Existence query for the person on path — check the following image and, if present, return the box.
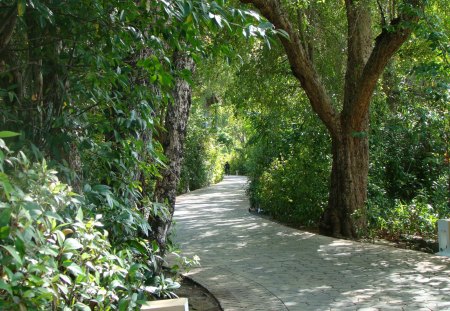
[224,161,230,175]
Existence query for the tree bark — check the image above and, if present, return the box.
[150,51,195,252]
[0,5,17,53]
[320,121,369,237]
[241,0,423,237]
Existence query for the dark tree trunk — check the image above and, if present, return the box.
[320,121,369,238]
[241,0,423,238]
[150,51,195,252]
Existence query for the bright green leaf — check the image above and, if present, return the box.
[63,238,82,251]
[1,245,23,266]
[0,131,20,138]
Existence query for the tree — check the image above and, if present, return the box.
[240,0,425,237]
[152,51,195,253]
[146,2,282,252]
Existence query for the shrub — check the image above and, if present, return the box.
[0,140,179,310]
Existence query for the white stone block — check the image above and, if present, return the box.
[437,219,450,257]
[141,298,189,311]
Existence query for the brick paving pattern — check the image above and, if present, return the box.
[173,176,450,311]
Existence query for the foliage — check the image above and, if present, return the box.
[368,197,439,240]
[188,0,449,240]
[365,2,450,239]
[217,43,331,227]
[178,100,229,192]
[178,57,245,192]
[0,140,185,310]
[0,0,284,307]
[0,0,290,307]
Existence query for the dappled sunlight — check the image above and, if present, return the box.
[173,176,450,310]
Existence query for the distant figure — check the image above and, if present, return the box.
[224,161,230,175]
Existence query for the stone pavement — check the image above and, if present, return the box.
[173,176,450,311]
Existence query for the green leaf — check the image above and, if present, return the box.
[75,208,83,222]
[74,302,91,311]
[0,226,10,239]
[55,230,65,247]
[64,262,84,277]
[39,245,59,257]
[29,274,44,286]
[258,22,273,30]
[63,238,82,251]
[0,207,11,227]
[128,240,147,255]
[0,172,13,199]
[0,131,20,138]
[92,184,111,194]
[56,283,69,295]
[1,245,23,266]
[0,139,8,151]
[59,274,72,285]
[17,0,26,17]
[128,264,143,278]
[15,237,25,257]
[119,298,130,311]
[0,279,12,296]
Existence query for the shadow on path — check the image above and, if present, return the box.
[173,176,450,311]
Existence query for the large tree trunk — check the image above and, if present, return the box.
[320,122,369,238]
[241,0,423,238]
[319,2,371,238]
[150,51,195,252]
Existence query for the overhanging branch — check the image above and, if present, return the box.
[350,0,424,124]
[241,0,340,136]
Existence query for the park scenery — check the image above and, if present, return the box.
[0,1,449,310]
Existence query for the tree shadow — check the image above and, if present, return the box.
[174,176,450,310]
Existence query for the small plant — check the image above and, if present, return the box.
[367,194,439,241]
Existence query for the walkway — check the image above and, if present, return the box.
[173,176,450,311]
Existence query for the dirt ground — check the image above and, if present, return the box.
[174,276,222,311]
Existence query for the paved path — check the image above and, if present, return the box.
[173,176,450,311]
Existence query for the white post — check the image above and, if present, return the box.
[141,298,189,311]
[437,219,450,257]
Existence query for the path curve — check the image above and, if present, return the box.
[174,176,450,311]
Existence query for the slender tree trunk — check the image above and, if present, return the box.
[150,51,195,253]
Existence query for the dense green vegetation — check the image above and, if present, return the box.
[0,0,273,309]
[0,0,449,308]
[182,0,449,241]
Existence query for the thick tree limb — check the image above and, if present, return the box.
[241,0,339,136]
[349,0,423,125]
[343,1,372,123]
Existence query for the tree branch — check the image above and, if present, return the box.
[241,0,339,136]
[350,0,424,124]
[343,1,372,122]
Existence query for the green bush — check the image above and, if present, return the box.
[0,141,180,310]
[257,154,328,226]
[368,195,439,240]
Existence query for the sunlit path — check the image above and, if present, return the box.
[173,176,450,311]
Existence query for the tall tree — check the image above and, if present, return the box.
[241,0,424,237]
[151,51,195,252]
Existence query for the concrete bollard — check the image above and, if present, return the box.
[437,219,450,257]
[141,298,189,311]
